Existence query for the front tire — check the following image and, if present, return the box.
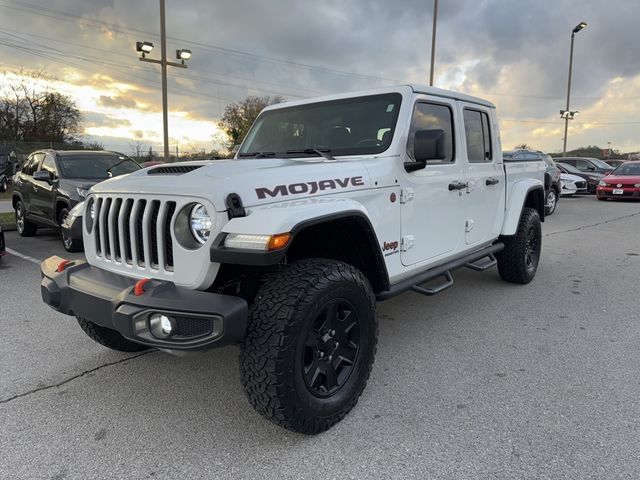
[240,259,377,434]
[77,317,150,352]
[59,208,83,252]
[0,177,7,193]
[496,207,542,284]
[15,200,37,237]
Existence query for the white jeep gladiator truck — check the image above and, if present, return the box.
[41,85,545,434]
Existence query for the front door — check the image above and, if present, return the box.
[459,105,505,245]
[400,99,467,266]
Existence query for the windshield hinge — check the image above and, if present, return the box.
[226,193,246,219]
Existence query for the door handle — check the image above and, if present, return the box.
[486,178,500,186]
[448,181,467,191]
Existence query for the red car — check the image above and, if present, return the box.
[597,161,640,200]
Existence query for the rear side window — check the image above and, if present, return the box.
[407,102,454,163]
[463,109,492,163]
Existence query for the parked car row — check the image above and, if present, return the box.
[502,150,638,216]
[8,147,637,256]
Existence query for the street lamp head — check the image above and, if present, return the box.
[136,41,154,56]
[573,22,587,33]
[176,49,192,61]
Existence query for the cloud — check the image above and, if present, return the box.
[0,0,638,152]
[97,94,138,109]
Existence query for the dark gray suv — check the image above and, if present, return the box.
[503,149,561,215]
[12,150,140,251]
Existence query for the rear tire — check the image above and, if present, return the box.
[77,317,150,352]
[496,207,542,284]
[544,188,558,215]
[15,200,37,237]
[59,208,83,253]
[0,177,7,193]
[240,258,377,434]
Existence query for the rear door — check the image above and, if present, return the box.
[459,104,504,245]
[16,153,44,214]
[32,153,59,222]
[400,98,467,266]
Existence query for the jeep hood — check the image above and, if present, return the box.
[90,158,371,211]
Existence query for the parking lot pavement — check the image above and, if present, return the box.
[1,196,639,479]
[0,200,13,214]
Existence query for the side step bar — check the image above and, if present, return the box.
[465,253,497,271]
[376,243,504,301]
[411,271,453,296]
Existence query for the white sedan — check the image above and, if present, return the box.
[561,173,588,196]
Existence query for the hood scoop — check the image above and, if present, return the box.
[148,165,203,175]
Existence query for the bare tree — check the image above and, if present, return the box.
[129,140,146,158]
[0,69,81,143]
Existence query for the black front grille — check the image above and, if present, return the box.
[173,316,213,337]
[135,200,147,266]
[576,181,586,189]
[148,165,203,175]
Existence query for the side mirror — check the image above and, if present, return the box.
[33,170,53,184]
[586,165,595,171]
[405,129,445,172]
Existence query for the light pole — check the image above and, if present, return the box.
[429,0,439,86]
[561,21,587,156]
[136,0,191,161]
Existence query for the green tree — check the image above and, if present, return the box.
[219,95,285,147]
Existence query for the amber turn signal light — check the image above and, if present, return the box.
[267,233,292,251]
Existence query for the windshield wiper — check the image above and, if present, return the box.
[237,151,276,158]
[106,158,132,176]
[286,148,335,161]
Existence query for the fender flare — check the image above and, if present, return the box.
[209,198,389,289]
[501,180,545,236]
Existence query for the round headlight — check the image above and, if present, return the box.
[189,204,212,244]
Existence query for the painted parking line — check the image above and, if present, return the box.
[6,247,41,266]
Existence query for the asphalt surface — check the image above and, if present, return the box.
[0,200,12,214]
[1,196,639,479]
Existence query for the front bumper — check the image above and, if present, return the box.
[596,186,640,199]
[40,256,248,352]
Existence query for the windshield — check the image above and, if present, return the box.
[556,162,582,174]
[590,158,613,169]
[239,93,402,158]
[611,163,640,176]
[58,155,140,179]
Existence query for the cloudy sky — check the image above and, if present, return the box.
[1,0,639,155]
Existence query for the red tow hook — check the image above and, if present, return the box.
[134,278,152,296]
[56,259,72,272]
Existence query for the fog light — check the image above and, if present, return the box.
[149,313,175,339]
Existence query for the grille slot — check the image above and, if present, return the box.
[91,196,177,273]
[147,165,203,175]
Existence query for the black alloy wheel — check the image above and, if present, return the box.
[302,299,361,398]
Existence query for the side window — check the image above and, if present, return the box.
[41,155,58,178]
[23,153,44,176]
[463,109,492,162]
[574,159,588,170]
[406,102,454,163]
[524,153,540,161]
